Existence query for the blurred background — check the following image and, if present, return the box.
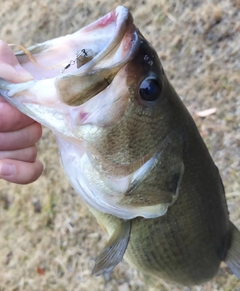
[0,0,239,290]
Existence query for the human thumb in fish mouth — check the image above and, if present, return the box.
[0,40,43,184]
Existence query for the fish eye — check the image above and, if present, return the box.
[139,77,162,102]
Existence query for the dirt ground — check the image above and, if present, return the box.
[0,0,239,290]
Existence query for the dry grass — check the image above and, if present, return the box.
[0,0,239,290]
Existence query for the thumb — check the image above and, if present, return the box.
[0,40,33,83]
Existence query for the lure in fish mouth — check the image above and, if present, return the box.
[0,6,183,221]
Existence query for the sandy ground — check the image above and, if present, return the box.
[0,0,239,290]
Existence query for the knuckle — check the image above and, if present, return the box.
[28,160,43,183]
[31,123,42,142]
[28,145,37,162]
[0,103,8,129]
[25,123,42,146]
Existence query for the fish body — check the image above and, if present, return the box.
[90,76,231,284]
[91,123,229,284]
[0,6,240,286]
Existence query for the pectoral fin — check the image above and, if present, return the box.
[118,130,184,216]
[92,219,131,276]
[225,222,240,278]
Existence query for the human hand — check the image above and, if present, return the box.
[0,40,43,184]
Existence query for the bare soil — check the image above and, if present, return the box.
[0,0,239,290]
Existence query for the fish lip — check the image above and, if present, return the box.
[80,6,132,64]
[63,6,138,76]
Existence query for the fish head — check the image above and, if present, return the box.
[0,6,184,219]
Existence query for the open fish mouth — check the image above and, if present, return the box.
[0,6,139,131]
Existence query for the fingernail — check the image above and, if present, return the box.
[0,162,15,176]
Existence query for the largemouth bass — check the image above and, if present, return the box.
[0,6,240,286]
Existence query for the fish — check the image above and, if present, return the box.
[0,5,240,287]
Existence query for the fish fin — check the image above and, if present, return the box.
[119,130,184,217]
[225,222,240,278]
[92,219,131,276]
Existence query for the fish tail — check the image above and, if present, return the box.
[225,222,240,278]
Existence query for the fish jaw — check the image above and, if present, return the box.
[0,6,139,136]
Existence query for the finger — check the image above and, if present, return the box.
[0,40,33,83]
[0,159,43,184]
[0,145,37,162]
[0,98,35,132]
[0,95,8,103]
[0,122,42,150]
